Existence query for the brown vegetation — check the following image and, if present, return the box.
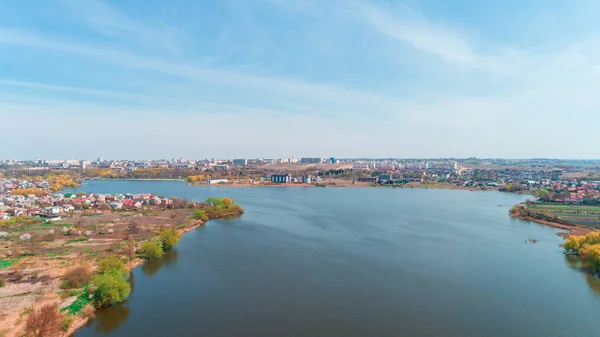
[25,303,63,337]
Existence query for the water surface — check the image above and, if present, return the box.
[70,181,600,337]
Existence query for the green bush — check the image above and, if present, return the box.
[98,256,127,276]
[192,209,208,221]
[159,228,180,250]
[93,271,131,307]
[204,197,224,206]
[139,241,163,259]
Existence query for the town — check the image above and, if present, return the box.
[1,157,600,204]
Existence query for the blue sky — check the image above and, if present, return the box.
[1,0,599,160]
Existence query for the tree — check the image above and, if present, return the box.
[93,271,131,307]
[98,256,128,277]
[126,235,136,262]
[25,303,63,337]
[223,197,233,207]
[159,228,180,250]
[537,189,551,201]
[588,246,600,273]
[139,241,163,259]
[564,235,583,252]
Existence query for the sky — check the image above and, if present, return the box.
[1,0,599,160]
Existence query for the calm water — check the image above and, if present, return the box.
[69,181,600,337]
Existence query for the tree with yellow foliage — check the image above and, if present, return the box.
[11,188,48,196]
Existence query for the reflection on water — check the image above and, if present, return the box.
[564,254,583,269]
[141,249,178,277]
[564,255,600,296]
[92,304,131,334]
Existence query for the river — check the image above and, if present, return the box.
[68,180,600,337]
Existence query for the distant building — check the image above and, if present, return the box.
[207,179,229,185]
[271,174,292,183]
[300,158,323,164]
[378,174,392,181]
[302,175,312,184]
[232,159,248,166]
[358,177,378,183]
[212,165,229,170]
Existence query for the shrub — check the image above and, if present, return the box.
[81,304,96,319]
[159,228,180,250]
[61,267,91,289]
[0,277,5,288]
[192,209,208,221]
[25,303,62,337]
[98,256,127,276]
[61,315,74,332]
[93,271,131,307]
[223,197,233,207]
[204,197,224,207]
[139,241,163,260]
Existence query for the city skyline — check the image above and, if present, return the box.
[2,0,600,159]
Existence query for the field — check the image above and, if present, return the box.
[528,204,600,228]
[0,207,197,335]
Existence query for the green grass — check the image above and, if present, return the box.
[63,287,92,315]
[66,238,87,244]
[530,205,600,212]
[0,260,14,269]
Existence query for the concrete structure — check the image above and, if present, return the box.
[300,157,323,164]
[271,174,292,183]
[232,159,248,166]
[207,179,229,185]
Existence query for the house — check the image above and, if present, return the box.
[0,212,8,220]
[109,201,123,209]
[271,174,292,183]
[302,175,312,184]
[149,197,162,205]
[48,206,61,214]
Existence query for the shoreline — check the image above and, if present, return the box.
[510,213,592,236]
[85,178,185,182]
[67,215,227,335]
[66,221,205,335]
[186,182,498,192]
[80,178,499,193]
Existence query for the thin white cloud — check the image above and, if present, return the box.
[352,1,500,71]
[0,27,410,117]
[57,0,183,53]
